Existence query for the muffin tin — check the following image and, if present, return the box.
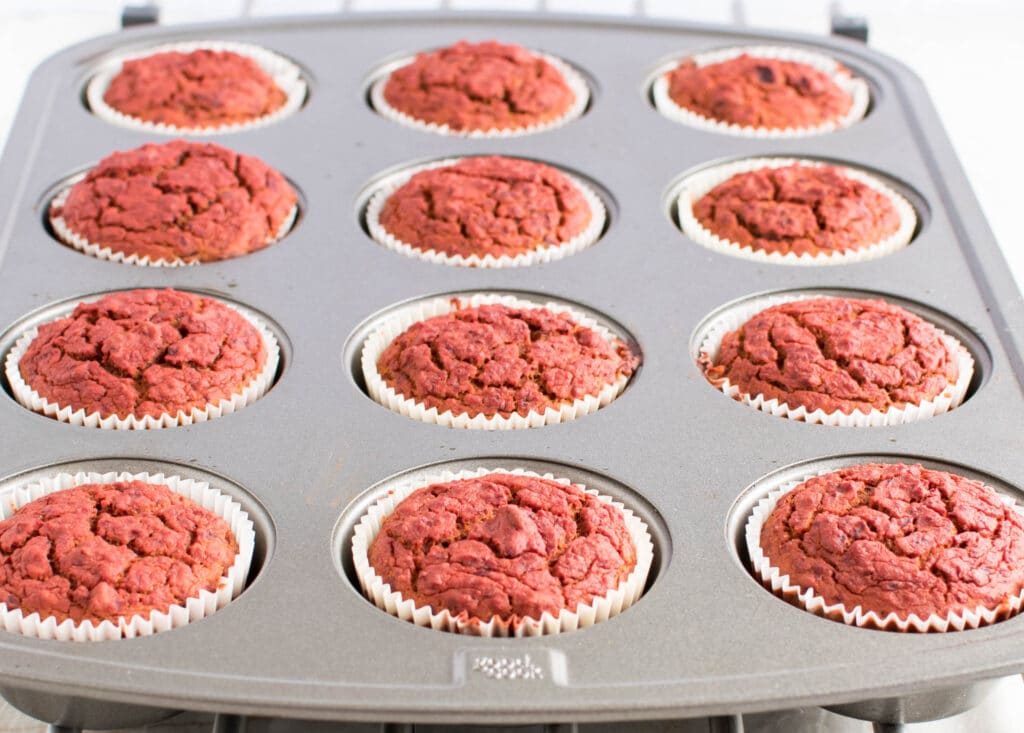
[0,10,1022,729]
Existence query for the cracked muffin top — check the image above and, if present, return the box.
[368,473,637,628]
[692,164,901,257]
[377,156,592,259]
[381,40,576,133]
[0,480,238,624]
[102,49,288,129]
[376,302,640,420]
[702,297,959,416]
[664,54,853,130]
[51,140,296,264]
[18,288,267,421]
[759,463,1024,621]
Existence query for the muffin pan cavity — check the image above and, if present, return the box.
[42,159,304,267]
[332,457,671,623]
[726,454,1024,628]
[690,287,988,425]
[0,289,289,428]
[357,155,611,267]
[0,457,275,605]
[665,156,924,266]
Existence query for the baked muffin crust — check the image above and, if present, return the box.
[52,140,296,263]
[377,302,639,419]
[379,156,591,259]
[665,54,853,129]
[760,463,1024,620]
[692,164,900,257]
[382,40,576,132]
[102,49,287,128]
[18,289,267,420]
[703,297,958,415]
[368,473,637,626]
[0,481,237,624]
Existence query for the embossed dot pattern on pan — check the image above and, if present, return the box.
[0,11,1020,729]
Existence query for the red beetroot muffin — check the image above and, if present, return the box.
[378,40,581,133]
[50,140,297,264]
[755,463,1024,628]
[372,156,596,261]
[691,163,903,257]
[101,49,287,129]
[367,472,638,631]
[0,480,238,625]
[702,297,961,418]
[373,301,639,422]
[662,53,854,130]
[14,289,269,423]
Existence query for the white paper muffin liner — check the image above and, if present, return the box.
[365,157,606,267]
[676,157,916,266]
[0,470,255,641]
[49,174,298,267]
[352,466,654,637]
[370,49,589,138]
[651,45,870,138]
[746,466,1024,632]
[4,294,280,430]
[86,40,307,136]
[361,293,634,429]
[696,292,974,426]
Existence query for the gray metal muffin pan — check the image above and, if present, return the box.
[0,10,1021,729]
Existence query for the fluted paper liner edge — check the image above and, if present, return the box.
[360,293,633,429]
[676,157,916,266]
[696,292,974,426]
[5,295,280,430]
[0,470,254,641]
[652,44,869,138]
[746,467,1024,632]
[351,466,653,637]
[365,157,605,267]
